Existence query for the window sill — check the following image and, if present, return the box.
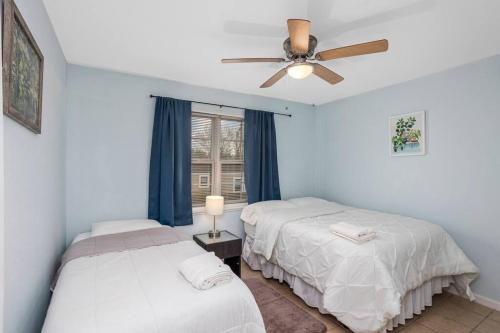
[192,202,247,216]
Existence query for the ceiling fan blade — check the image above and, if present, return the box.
[312,64,344,85]
[221,58,286,64]
[315,39,389,61]
[260,68,288,88]
[287,19,310,55]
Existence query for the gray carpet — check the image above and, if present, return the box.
[245,278,327,333]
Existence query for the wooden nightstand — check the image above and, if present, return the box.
[193,230,242,277]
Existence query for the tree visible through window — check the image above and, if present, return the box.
[191,113,247,206]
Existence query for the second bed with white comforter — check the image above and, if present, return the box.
[243,199,479,333]
[43,228,264,333]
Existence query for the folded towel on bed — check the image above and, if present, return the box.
[179,252,233,290]
[330,222,376,244]
[331,230,376,244]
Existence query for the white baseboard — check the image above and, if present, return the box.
[446,288,500,311]
[475,294,500,312]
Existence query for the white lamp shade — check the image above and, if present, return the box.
[205,196,224,216]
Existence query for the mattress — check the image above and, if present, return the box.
[43,238,265,333]
[247,202,478,333]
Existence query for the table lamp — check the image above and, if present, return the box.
[206,195,224,238]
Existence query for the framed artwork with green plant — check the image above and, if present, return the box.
[389,111,426,156]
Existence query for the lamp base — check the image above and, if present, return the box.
[208,229,221,238]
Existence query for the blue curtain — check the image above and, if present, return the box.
[148,97,193,226]
[244,109,281,204]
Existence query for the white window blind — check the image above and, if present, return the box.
[191,113,247,207]
[191,115,213,206]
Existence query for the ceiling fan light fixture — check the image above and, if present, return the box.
[221,18,389,88]
[287,63,313,79]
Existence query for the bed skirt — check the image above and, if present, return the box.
[243,237,456,332]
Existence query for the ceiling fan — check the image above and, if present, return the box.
[221,19,389,88]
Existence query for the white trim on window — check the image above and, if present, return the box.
[192,202,248,215]
[232,176,242,193]
[191,110,247,208]
[198,174,210,188]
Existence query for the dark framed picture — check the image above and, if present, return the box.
[2,0,44,134]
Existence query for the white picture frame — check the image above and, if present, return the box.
[389,111,426,157]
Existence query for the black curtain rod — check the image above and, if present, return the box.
[149,94,292,118]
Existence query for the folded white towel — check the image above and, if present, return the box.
[329,222,376,243]
[331,230,376,244]
[179,252,233,290]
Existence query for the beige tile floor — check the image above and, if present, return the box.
[241,262,500,333]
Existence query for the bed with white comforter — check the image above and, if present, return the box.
[242,198,479,333]
[43,226,264,333]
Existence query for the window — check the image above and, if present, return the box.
[198,174,210,189]
[232,177,246,193]
[191,113,247,207]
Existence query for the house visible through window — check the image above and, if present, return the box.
[191,112,247,206]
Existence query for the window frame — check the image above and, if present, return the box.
[191,111,247,213]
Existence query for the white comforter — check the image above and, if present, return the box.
[251,203,479,333]
[43,240,265,333]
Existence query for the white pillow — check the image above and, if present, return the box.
[287,197,329,207]
[71,232,91,244]
[240,200,294,225]
[91,219,161,237]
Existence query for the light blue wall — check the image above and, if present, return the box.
[3,0,67,332]
[65,65,317,242]
[64,54,500,303]
[316,55,500,302]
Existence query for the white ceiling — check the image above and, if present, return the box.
[43,0,500,105]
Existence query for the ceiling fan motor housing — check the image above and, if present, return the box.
[283,35,317,60]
